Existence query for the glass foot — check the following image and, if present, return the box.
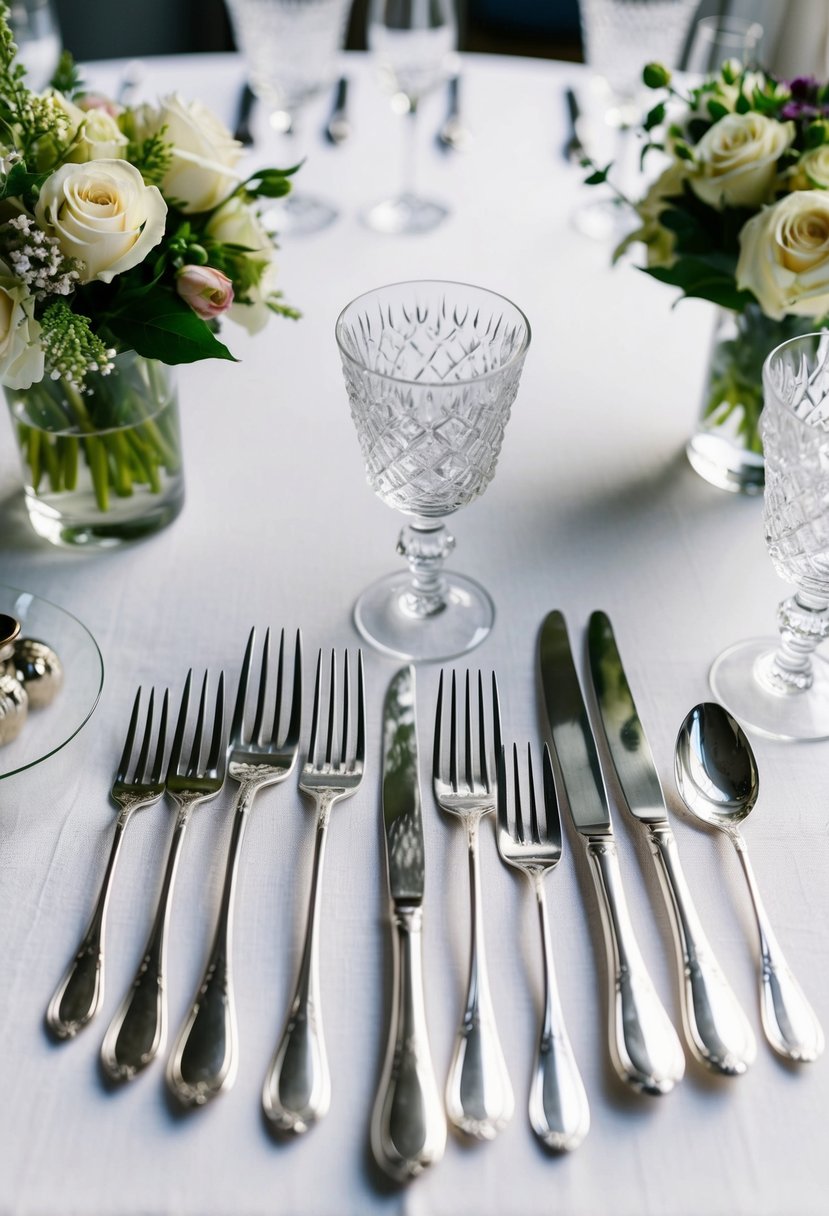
[354,571,493,661]
[361,192,449,236]
[709,637,829,741]
[265,191,339,238]
[686,432,764,494]
[571,196,636,243]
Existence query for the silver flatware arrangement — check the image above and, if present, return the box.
[43,609,822,1184]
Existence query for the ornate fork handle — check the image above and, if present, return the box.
[101,804,192,1080]
[263,790,336,1132]
[167,779,257,1105]
[445,814,513,1139]
[47,809,132,1039]
[585,834,685,1095]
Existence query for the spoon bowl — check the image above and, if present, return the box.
[674,702,824,1063]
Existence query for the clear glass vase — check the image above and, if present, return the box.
[6,351,184,548]
[686,304,815,495]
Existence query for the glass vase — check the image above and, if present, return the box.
[686,304,815,495]
[6,351,184,548]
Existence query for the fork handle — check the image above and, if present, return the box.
[166,782,255,1105]
[100,806,191,1081]
[585,834,685,1095]
[262,798,332,1132]
[371,905,446,1182]
[647,824,756,1075]
[46,812,130,1039]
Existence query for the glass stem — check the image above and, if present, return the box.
[402,98,419,199]
[764,591,829,692]
[396,516,455,618]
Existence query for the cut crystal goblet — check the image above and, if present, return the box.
[336,281,530,661]
[710,332,829,739]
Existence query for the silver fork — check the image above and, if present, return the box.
[263,648,365,1133]
[166,628,302,1106]
[100,671,226,1081]
[432,670,514,1140]
[46,688,169,1040]
[496,743,590,1152]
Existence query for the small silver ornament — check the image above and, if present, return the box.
[13,637,63,709]
[0,672,28,746]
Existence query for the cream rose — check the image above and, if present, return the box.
[149,94,242,214]
[624,160,688,269]
[789,145,829,192]
[690,112,794,209]
[71,108,129,162]
[737,190,829,319]
[205,197,275,333]
[0,259,43,389]
[35,159,167,284]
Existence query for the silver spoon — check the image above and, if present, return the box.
[675,703,824,1063]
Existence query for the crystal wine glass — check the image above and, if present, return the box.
[685,15,764,77]
[710,332,829,740]
[364,0,457,235]
[336,281,530,661]
[224,0,352,235]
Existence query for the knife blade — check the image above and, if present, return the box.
[539,610,684,1095]
[587,611,756,1076]
[233,82,256,147]
[324,76,351,145]
[371,665,445,1182]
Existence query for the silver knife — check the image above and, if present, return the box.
[587,611,756,1076]
[539,610,685,1096]
[371,665,446,1182]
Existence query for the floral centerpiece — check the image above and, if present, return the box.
[0,3,298,543]
[589,60,829,491]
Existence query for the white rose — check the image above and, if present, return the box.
[623,160,688,268]
[150,94,243,214]
[690,112,794,209]
[71,109,129,162]
[205,196,276,333]
[35,159,167,284]
[789,145,829,192]
[737,190,829,319]
[0,259,43,389]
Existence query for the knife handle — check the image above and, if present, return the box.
[585,835,685,1095]
[647,824,756,1075]
[371,905,446,1182]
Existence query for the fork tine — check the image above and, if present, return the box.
[325,649,337,765]
[355,650,365,766]
[542,743,563,852]
[463,671,473,793]
[167,671,192,780]
[283,629,303,747]
[432,669,445,784]
[206,672,226,775]
[231,628,255,745]
[477,671,489,792]
[512,742,524,843]
[271,629,285,743]
[186,673,209,778]
[149,691,169,784]
[340,651,350,768]
[116,688,142,783]
[492,672,502,765]
[496,744,509,840]
[449,671,459,791]
[133,688,155,783]
[308,649,323,764]
[252,628,271,745]
[527,743,541,845]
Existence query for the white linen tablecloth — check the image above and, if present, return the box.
[0,51,825,1216]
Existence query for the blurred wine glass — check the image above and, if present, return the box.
[224,0,352,236]
[364,0,457,235]
[8,0,61,91]
[685,14,764,77]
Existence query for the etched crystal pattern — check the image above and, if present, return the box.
[763,335,829,596]
[339,293,528,517]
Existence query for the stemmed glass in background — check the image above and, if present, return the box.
[574,0,699,241]
[224,0,352,235]
[8,0,61,90]
[710,333,829,740]
[685,14,764,77]
[364,0,457,235]
[336,281,530,661]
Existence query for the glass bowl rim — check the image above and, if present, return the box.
[334,279,532,389]
[0,583,104,780]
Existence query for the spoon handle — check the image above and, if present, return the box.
[733,834,824,1062]
[585,834,685,1095]
[647,824,756,1075]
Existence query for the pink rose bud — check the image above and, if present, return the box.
[176,265,234,319]
[78,93,123,117]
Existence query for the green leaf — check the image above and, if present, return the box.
[239,166,299,200]
[584,162,612,186]
[735,92,750,114]
[104,291,237,364]
[0,160,49,202]
[643,102,666,132]
[706,99,729,122]
[644,256,756,310]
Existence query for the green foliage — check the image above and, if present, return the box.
[50,51,84,100]
[103,290,236,365]
[643,62,671,89]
